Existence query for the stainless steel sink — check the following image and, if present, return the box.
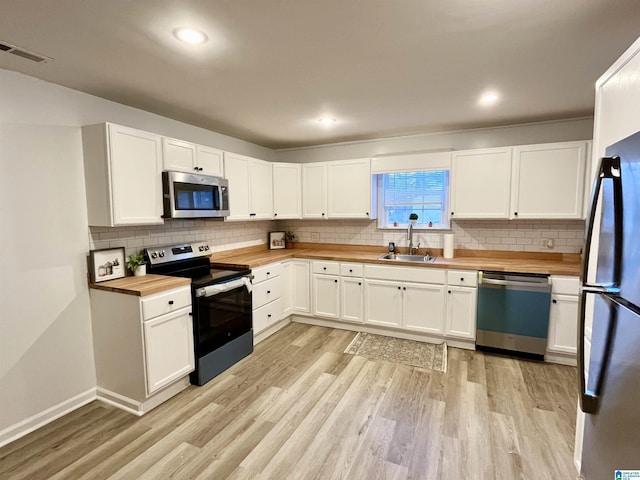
[378,253,437,263]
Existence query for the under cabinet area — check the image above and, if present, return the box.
[82,123,164,227]
[90,284,194,414]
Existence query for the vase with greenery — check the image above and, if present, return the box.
[127,251,147,276]
[409,213,418,225]
[284,231,296,249]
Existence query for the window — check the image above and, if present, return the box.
[377,170,450,229]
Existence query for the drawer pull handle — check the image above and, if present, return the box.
[323,267,327,270]
[267,290,271,294]
[349,269,353,273]
[460,277,464,282]
[266,272,270,275]
[168,300,174,305]
[268,314,271,318]
[397,286,401,290]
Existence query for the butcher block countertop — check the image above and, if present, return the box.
[209,243,582,276]
[89,274,191,296]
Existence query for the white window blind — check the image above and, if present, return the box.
[378,170,450,228]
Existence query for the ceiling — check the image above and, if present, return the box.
[1,1,639,149]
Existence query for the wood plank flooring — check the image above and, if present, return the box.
[0,323,579,479]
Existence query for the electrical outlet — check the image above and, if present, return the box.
[311,232,320,241]
[540,238,555,249]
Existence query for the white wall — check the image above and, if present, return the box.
[276,117,594,163]
[0,68,275,445]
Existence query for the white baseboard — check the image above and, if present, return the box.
[0,388,96,448]
[545,351,578,366]
[96,377,190,416]
[290,314,476,350]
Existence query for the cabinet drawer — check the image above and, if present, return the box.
[313,261,340,276]
[551,276,579,295]
[340,263,364,277]
[364,264,445,284]
[446,270,478,287]
[252,262,282,284]
[141,286,192,321]
[252,276,282,310]
[253,298,283,334]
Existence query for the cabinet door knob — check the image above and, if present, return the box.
[267,290,271,294]
[188,312,193,316]
[322,213,325,216]
[274,213,278,217]
[397,286,401,290]
[451,212,454,216]
[323,267,327,270]
[358,282,362,286]
[460,277,464,282]
[349,269,353,273]
[266,272,270,275]
[366,212,369,216]
[168,300,174,305]
[514,212,518,216]
[334,279,338,283]
[448,290,452,294]
[403,287,406,290]
[552,299,557,304]
[267,314,271,318]
[193,167,199,171]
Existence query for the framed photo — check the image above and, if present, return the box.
[269,231,286,250]
[89,247,126,283]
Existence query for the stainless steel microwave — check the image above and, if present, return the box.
[162,171,229,219]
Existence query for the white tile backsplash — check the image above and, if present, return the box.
[276,219,585,254]
[89,218,585,259]
[89,219,272,257]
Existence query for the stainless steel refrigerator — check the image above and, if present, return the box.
[579,130,640,479]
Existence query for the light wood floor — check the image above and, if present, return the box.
[0,323,578,480]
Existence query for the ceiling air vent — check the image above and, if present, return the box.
[0,41,51,63]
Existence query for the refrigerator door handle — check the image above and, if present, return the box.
[580,156,623,291]
[578,291,618,414]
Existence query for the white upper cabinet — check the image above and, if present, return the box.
[511,141,587,219]
[82,123,163,227]
[224,152,273,221]
[451,147,512,219]
[302,162,328,219]
[162,137,223,177]
[327,158,375,219]
[273,163,302,219]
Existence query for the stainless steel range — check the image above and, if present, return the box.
[145,242,253,386]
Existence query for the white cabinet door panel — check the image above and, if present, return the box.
[312,275,340,319]
[302,162,328,219]
[197,145,224,176]
[451,148,512,219]
[402,282,445,334]
[273,163,302,219]
[162,137,197,173]
[445,286,477,340]
[249,159,273,219]
[327,159,372,219]
[341,277,364,323]
[547,294,578,354]
[224,153,251,220]
[292,261,311,313]
[143,306,194,395]
[364,280,402,328]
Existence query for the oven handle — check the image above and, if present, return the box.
[195,275,253,297]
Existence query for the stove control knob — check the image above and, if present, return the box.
[159,250,166,258]
[199,246,205,252]
[204,245,210,251]
[151,251,158,259]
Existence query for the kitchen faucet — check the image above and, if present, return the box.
[407,223,420,255]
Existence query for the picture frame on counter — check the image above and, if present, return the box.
[89,247,126,283]
[269,231,286,250]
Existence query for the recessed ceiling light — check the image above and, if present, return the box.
[318,117,337,125]
[478,90,500,106]
[173,27,208,45]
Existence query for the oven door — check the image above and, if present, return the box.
[193,280,252,358]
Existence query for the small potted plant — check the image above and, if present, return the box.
[284,231,296,249]
[127,251,147,276]
[409,213,419,224]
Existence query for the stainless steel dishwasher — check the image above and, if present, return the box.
[476,271,551,358]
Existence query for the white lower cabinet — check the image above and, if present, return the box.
[312,274,340,319]
[445,286,477,339]
[252,262,283,336]
[291,260,311,313]
[364,280,403,328]
[364,280,446,333]
[143,306,195,395]
[340,277,364,323]
[547,276,580,357]
[403,282,446,334]
[90,285,194,414]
